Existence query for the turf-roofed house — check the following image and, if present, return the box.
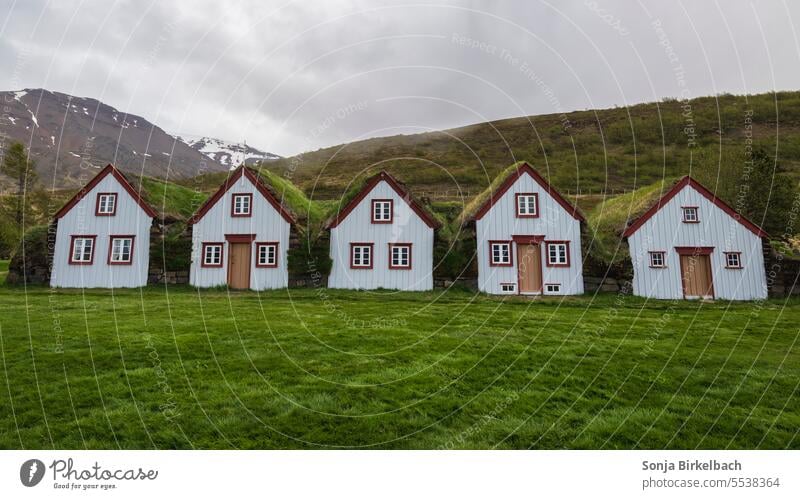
[623,176,768,300]
[464,162,585,296]
[51,163,158,288]
[188,165,295,290]
[325,171,441,291]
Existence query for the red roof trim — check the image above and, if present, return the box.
[622,176,768,238]
[324,171,441,229]
[54,164,157,219]
[471,162,585,222]
[187,166,295,225]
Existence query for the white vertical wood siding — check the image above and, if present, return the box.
[329,180,434,290]
[629,185,767,300]
[476,174,584,295]
[51,174,153,288]
[189,175,290,290]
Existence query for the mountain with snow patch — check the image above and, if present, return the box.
[177,135,281,169]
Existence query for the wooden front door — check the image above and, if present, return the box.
[680,254,714,298]
[517,243,543,294]
[227,242,251,289]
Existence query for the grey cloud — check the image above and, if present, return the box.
[0,0,798,156]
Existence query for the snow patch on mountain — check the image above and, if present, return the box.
[175,135,281,169]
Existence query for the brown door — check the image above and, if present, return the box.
[227,242,251,289]
[517,243,543,294]
[680,254,714,298]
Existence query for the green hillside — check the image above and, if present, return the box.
[262,91,800,202]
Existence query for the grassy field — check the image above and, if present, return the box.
[0,286,797,450]
[0,260,7,281]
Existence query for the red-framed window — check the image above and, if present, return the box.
[724,251,743,269]
[69,235,97,265]
[388,243,412,269]
[231,193,253,217]
[108,235,135,265]
[488,240,513,267]
[648,251,666,268]
[515,193,539,218]
[95,193,117,216]
[350,243,374,269]
[255,242,279,268]
[371,199,393,223]
[201,242,224,267]
[545,241,570,267]
[682,206,699,223]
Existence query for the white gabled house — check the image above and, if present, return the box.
[188,165,295,290]
[469,162,585,296]
[325,171,441,291]
[51,164,157,288]
[624,176,768,300]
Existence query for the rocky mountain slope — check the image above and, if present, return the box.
[0,89,231,188]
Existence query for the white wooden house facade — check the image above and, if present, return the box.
[188,166,295,290]
[326,171,441,291]
[51,164,157,288]
[624,176,768,300]
[470,162,585,295]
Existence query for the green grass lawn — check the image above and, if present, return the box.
[0,260,8,282]
[0,286,797,449]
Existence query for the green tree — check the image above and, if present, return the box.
[0,142,38,227]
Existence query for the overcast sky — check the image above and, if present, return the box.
[1,0,798,157]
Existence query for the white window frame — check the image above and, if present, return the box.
[516,193,538,217]
[649,251,666,268]
[97,193,117,215]
[203,243,223,267]
[109,236,134,264]
[489,242,512,266]
[256,243,278,267]
[389,244,411,269]
[371,199,392,223]
[725,252,742,269]
[682,206,699,223]
[70,237,95,263]
[500,283,516,293]
[545,283,561,293]
[351,244,373,268]
[232,194,252,216]
[546,242,569,266]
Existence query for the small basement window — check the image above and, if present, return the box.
[545,284,561,293]
[500,283,516,293]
